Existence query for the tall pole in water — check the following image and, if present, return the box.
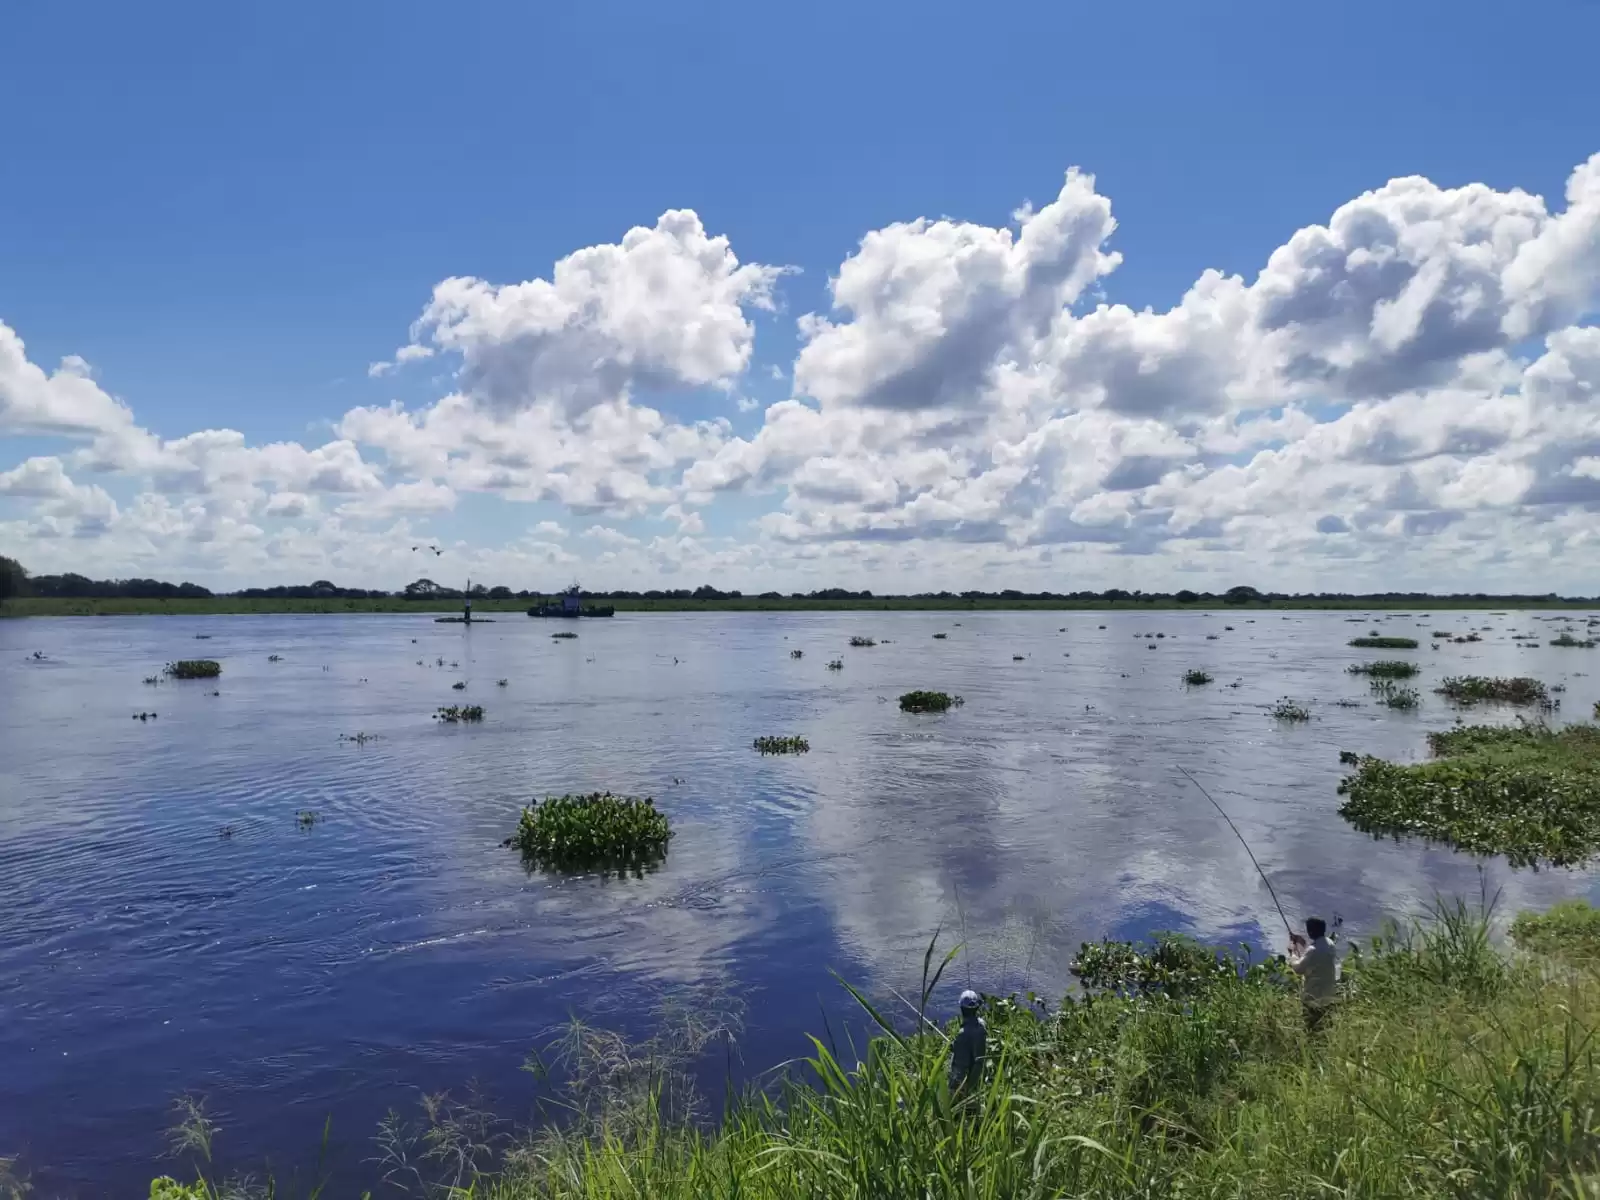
[463,576,472,624]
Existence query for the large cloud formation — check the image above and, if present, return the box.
[2,156,1598,591]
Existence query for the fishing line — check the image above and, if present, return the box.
[1176,765,1294,940]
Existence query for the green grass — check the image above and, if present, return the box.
[1349,636,1420,649]
[433,705,484,723]
[149,898,1600,1199]
[753,735,810,754]
[1338,721,1600,866]
[1183,669,1213,685]
[1511,898,1600,966]
[503,792,672,871]
[1347,660,1421,679]
[1435,675,1550,706]
[898,690,963,713]
[164,659,221,679]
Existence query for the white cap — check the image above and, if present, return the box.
[958,989,981,1010]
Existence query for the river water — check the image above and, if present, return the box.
[4,609,1599,1192]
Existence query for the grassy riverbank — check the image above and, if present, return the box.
[7,595,1598,617]
[151,899,1600,1199]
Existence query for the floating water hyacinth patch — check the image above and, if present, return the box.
[552,631,578,639]
[790,649,804,658]
[826,659,843,671]
[434,705,484,722]
[1370,681,1420,710]
[849,636,876,648]
[1435,676,1549,706]
[932,633,947,639]
[165,660,221,679]
[898,691,963,713]
[1272,699,1311,722]
[1347,660,1420,679]
[1183,670,1213,685]
[1552,634,1597,648]
[753,735,809,754]
[1339,722,1600,867]
[503,792,673,871]
[1349,637,1419,650]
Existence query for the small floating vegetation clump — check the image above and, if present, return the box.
[753,735,810,754]
[1435,676,1549,707]
[267,654,283,663]
[1183,669,1213,685]
[165,659,221,679]
[1370,681,1420,710]
[1347,660,1420,679]
[503,792,672,871]
[451,680,466,690]
[790,649,804,658]
[932,632,947,639]
[296,810,318,828]
[825,658,843,671]
[433,705,484,723]
[1338,722,1600,867]
[898,690,963,713]
[142,675,161,686]
[1271,699,1311,722]
[1349,636,1419,650]
[848,636,877,648]
[551,630,579,640]
[1552,633,1598,648]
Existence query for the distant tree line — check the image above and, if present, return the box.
[0,558,1588,606]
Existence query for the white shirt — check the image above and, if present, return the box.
[1290,936,1338,1005]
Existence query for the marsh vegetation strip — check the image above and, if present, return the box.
[1338,722,1600,866]
[1434,675,1550,705]
[1346,660,1420,678]
[7,609,1600,1193]
[1349,636,1420,649]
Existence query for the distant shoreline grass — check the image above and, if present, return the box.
[5,596,1597,618]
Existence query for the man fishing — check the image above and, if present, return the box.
[1287,917,1338,1031]
[948,989,987,1109]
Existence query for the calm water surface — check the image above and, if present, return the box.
[4,609,1600,1192]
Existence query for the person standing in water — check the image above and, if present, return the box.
[1287,916,1338,1031]
[948,989,987,1107]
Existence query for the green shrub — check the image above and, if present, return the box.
[1339,722,1600,866]
[503,792,672,871]
[164,659,221,679]
[1349,636,1419,649]
[898,690,963,713]
[1511,899,1600,966]
[753,735,809,754]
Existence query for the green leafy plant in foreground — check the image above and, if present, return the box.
[1435,675,1550,706]
[503,792,672,871]
[434,705,484,723]
[164,659,221,679]
[1339,721,1600,866]
[1349,636,1419,649]
[753,735,809,754]
[1347,659,1420,679]
[898,690,963,713]
[1183,669,1213,685]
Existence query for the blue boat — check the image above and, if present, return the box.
[528,584,615,618]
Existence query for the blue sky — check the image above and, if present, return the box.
[2,0,1599,591]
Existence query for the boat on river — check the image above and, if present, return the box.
[528,584,615,618]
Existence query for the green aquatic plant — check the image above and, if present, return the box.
[267,654,283,662]
[1432,630,1453,638]
[932,632,947,639]
[1552,633,1597,648]
[1370,681,1420,710]
[1271,698,1311,722]
[1347,660,1420,679]
[1338,721,1600,866]
[132,711,158,721]
[848,636,876,647]
[898,690,963,713]
[1183,669,1213,685]
[1435,676,1549,706]
[338,731,379,745]
[434,705,484,723]
[497,678,508,687]
[753,735,810,754]
[552,630,578,639]
[296,810,318,828]
[451,680,466,690]
[164,659,221,679]
[1012,654,1025,660]
[790,648,803,658]
[142,675,161,685]
[825,658,843,671]
[503,792,672,871]
[1349,636,1419,649]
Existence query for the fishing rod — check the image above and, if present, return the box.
[1176,765,1294,940]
